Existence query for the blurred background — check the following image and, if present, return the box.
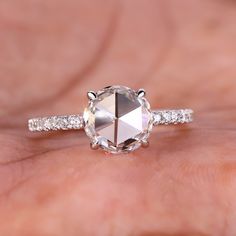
[0,0,235,120]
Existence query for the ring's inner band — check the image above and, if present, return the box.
[28,109,193,132]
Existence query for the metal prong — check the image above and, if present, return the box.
[137,88,146,98]
[141,140,149,148]
[90,141,99,150]
[87,91,97,100]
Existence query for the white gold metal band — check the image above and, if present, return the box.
[28,109,193,132]
[152,109,193,125]
[28,115,84,132]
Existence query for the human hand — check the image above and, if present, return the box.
[0,0,236,235]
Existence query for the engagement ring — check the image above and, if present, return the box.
[28,85,193,154]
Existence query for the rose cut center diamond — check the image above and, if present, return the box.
[83,86,153,154]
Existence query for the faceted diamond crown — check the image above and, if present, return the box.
[83,86,153,154]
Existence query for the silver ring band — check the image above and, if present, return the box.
[27,85,194,154]
[28,115,84,132]
[28,109,193,132]
[153,109,193,125]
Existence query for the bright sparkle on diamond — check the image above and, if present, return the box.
[83,86,153,154]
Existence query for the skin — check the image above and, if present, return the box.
[0,0,236,235]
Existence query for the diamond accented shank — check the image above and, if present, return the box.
[83,86,153,154]
[28,115,83,131]
[153,109,193,125]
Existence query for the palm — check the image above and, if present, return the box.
[0,0,236,235]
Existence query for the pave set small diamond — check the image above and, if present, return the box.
[28,115,83,132]
[153,109,193,125]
